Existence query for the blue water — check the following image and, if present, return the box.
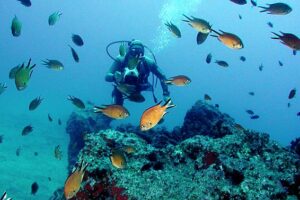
[0,0,299,199]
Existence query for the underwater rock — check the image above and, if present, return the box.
[291,137,300,156]
[181,100,236,139]
[66,111,112,171]
[50,127,300,200]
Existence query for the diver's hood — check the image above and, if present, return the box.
[128,40,144,57]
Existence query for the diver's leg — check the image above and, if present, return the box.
[112,87,124,105]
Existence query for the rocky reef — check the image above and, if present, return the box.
[54,100,300,199]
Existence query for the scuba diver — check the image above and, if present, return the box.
[105,39,170,105]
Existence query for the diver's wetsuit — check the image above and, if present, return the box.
[105,55,170,105]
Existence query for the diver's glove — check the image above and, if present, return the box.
[114,71,123,83]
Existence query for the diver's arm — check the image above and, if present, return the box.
[105,59,122,82]
[147,58,170,98]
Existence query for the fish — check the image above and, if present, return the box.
[165,75,191,86]
[58,119,62,125]
[246,110,254,115]
[288,88,296,99]
[16,147,21,156]
[123,145,136,154]
[248,92,255,96]
[238,14,242,20]
[54,145,62,160]
[17,0,31,7]
[119,42,126,57]
[1,192,12,200]
[250,115,260,119]
[94,104,129,119]
[42,59,64,71]
[48,11,62,26]
[196,32,209,45]
[250,0,257,7]
[72,34,84,46]
[0,83,7,95]
[140,99,175,131]
[182,14,212,34]
[278,61,283,66]
[211,30,244,49]
[206,53,212,64]
[259,3,292,15]
[240,56,246,62]
[204,94,212,101]
[69,45,79,63]
[110,149,127,169]
[31,182,39,195]
[11,15,22,37]
[115,83,137,96]
[48,114,53,122]
[287,103,291,108]
[64,160,88,199]
[230,0,247,5]
[0,135,3,144]
[9,65,20,79]
[271,32,300,53]
[215,104,219,108]
[235,123,244,131]
[67,96,85,109]
[267,22,273,28]
[29,96,43,111]
[14,58,36,91]
[165,21,181,38]
[215,60,229,67]
[297,112,300,117]
[259,64,264,71]
[22,125,33,136]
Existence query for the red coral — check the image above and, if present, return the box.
[203,151,219,168]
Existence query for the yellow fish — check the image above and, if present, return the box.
[64,160,88,199]
[94,104,129,119]
[211,30,244,49]
[140,99,175,131]
[110,149,126,169]
[14,58,36,91]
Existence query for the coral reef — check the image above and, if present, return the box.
[291,137,300,156]
[56,100,300,199]
[66,110,112,171]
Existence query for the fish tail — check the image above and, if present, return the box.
[163,98,176,109]
[30,64,36,70]
[93,106,104,113]
[164,80,172,85]
[210,29,220,35]
[26,58,32,68]
[1,192,7,200]
[258,6,268,12]
[79,160,88,172]
[182,14,192,21]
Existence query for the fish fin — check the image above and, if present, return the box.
[165,80,172,84]
[210,35,218,38]
[163,98,175,109]
[30,64,36,70]
[182,14,192,21]
[1,192,7,200]
[26,58,32,68]
[210,29,220,35]
[93,106,104,113]
[80,160,88,173]
[29,70,33,78]
[219,29,225,33]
